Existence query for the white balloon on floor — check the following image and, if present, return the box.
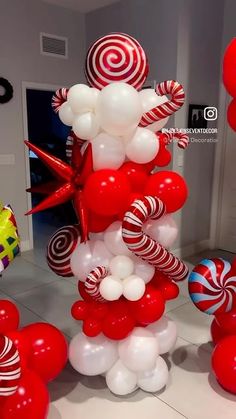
[69,333,118,376]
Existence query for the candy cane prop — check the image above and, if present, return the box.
[139,80,185,127]
[85,266,109,302]
[122,196,189,281]
[162,131,189,150]
[51,88,68,113]
[0,335,21,397]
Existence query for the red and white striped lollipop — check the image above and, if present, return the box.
[84,266,108,302]
[47,225,80,277]
[189,258,236,315]
[139,80,185,127]
[0,335,21,397]
[122,196,188,282]
[85,33,149,91]
[52,88,68,113]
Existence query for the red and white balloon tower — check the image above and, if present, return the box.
[26,33,189,395]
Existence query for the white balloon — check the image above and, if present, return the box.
[109,255,134,279]
[106,360,137,396]
[72,112,99,140]
[68,84,94,113]
[70,239,113,282]
[132,255,155,284]
[91,132,126,170]
[147,316,177,354]
[96,82,142,136]
[123,275,145,301]
[104,221,131,256]
[118,328,159,372]
[69,333,118,376]
[100,275,123,301]
[58,102,74,126]
[144,214,178,249]
[139,89,169,132]
[137,356,169,392]
[125,127,159,164]
[91,87,100,109]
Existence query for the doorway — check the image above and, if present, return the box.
[22,82,76,251]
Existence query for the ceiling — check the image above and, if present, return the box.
[43,0,119,13]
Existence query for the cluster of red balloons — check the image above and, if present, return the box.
[0,300,68,419]
[223,39,236,131]
[72,271,179,340]
[211,302,236,394]
[84,144,188,233]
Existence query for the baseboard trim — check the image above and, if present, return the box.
[20,240,31,252]
[172,239,210,259]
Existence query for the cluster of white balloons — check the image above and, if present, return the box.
[70,218,177,284]
[58,82,172,170]
[69,316,177,395]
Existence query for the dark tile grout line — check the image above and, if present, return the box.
[165,301,190,314]
[153,394,189,418]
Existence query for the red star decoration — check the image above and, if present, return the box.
[25,140,93,242]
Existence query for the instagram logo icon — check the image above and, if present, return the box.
[204,107,218,121]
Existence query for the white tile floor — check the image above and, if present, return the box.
[1,249,236,419]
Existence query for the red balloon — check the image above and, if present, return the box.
[223,39,236,97]
[212,335,236,394]
[88,211,116,233]
[102,301,135,340]
[151,271,179,300]
[120,162,148,193]
[128,284,165,325]
[0,300,20,334]
[211,318,226,345]
[215,309,236,334]
[5,330,31,370]
[118,192,144,220]
[84,169,131,216]
[0,369,49,419]
[231,257,236,273]
[21,323,68,383]
[71,300,89,320]
[88,302,109,320]
[144,171,188,213]
[154,148,172,167]
[83,317,102,337]
[227,98,236,131]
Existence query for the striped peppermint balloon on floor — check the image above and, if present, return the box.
[139,80,185,127]
[189,258,236,315]
[47,225,80,277]
[85,33,149,90]
[85,266,108,302]
[0,335,21,397]
[122,196,188,282]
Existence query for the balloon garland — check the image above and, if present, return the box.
[25,32,190,397]
[0,78,13,104]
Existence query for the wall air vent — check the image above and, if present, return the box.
[40,32,68,59]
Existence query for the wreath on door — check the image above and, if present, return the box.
[0,78,13,104]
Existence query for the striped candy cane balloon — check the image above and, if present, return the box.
[139,80,185,127]
[122,196,188,281]
[0,335,21,397]
[84,266,108,302]
[189,258,236,315]
[85,33,149,90]
[52,88,68,113]
[162,131,189,150]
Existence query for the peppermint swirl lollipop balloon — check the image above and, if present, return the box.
[189,258,236,315]
[85,33,149,90]
[0,335,21,396]
[47,225,80,277]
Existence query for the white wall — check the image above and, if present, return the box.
[0,0,86,247]
[86,0,224,252]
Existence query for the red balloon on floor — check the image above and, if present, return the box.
[0,369,49,419]
[223,38,236,97]
[144,171,188,213]
[212,335,236,394]
[227,98,236,132]
[210,318,226,345]
[0,300,20,334]
[5,330,31,370]
[21,323,68,383]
